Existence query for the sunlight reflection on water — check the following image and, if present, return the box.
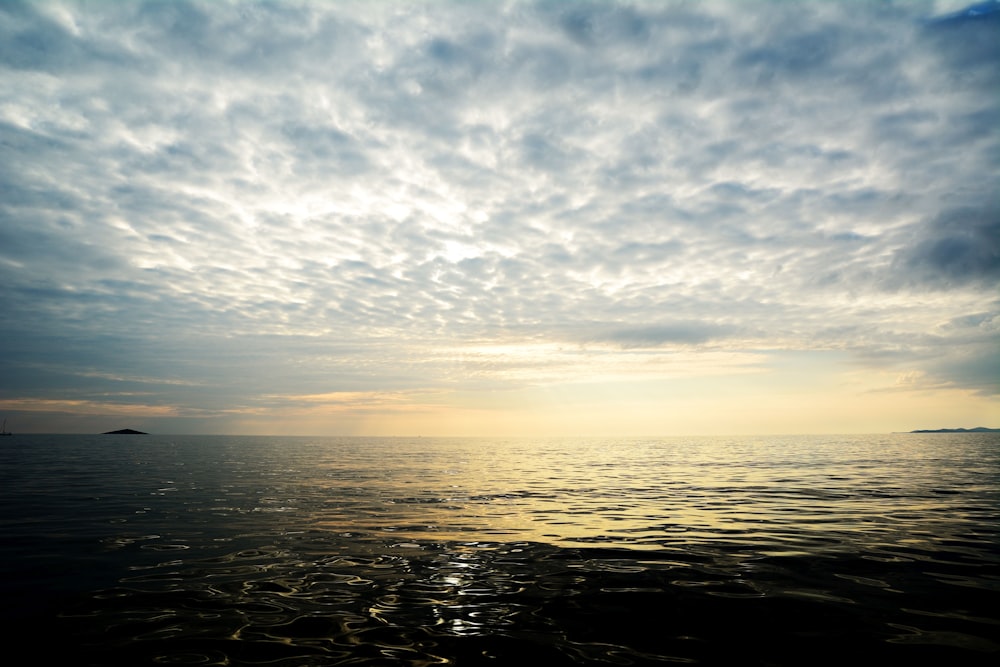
[1,434,998,665]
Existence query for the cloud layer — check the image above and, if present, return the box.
[1,0,997,433]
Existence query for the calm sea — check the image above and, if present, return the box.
[1,434,998,665]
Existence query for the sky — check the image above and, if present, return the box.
[1,0,998,436]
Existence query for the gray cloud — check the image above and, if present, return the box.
[894,206,1000,287]
[591,322,737,348]
[1,0,997,429]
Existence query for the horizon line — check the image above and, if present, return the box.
[6,429,999,438]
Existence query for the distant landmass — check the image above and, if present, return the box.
[102,429,148,435]
[909,427,999,433]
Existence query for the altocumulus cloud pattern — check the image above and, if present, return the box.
[0,0,997,434]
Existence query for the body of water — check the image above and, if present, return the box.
[1,433,998,665]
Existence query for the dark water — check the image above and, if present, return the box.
[1,434,998,665]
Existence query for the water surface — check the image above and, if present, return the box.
[1,434,997,665]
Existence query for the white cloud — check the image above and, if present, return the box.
[1,0,997,431]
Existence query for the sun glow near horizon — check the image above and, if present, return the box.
[3,348,994,436]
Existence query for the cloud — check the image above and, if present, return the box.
[893,206,1000,287]
[587,322,736,348]
[0,0,997,432]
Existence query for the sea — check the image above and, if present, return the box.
[1,433,998,666]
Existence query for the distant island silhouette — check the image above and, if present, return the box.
[910,427,999,433]
[102,429,148,435]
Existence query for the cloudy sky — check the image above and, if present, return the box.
[1,0,997,436]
